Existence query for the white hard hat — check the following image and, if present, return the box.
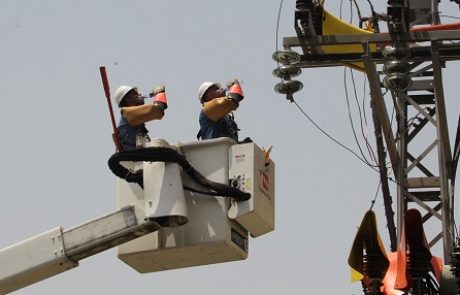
[197,81,216,103]
[114,85,136,106]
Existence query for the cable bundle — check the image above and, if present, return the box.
[108,147,251,202]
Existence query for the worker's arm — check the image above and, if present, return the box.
[202,97,238,122]
[122,104,164,126]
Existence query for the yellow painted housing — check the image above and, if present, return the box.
[321,9,377,71]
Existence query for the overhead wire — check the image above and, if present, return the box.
[344,2,400,238]
[361,72,393,171]
[361,73,369,126]
[274,0,400,217]
[451,108,460,239]
[275,0,284,56]
[365,0,375,12]
[350,69,379,165]
[274,0,385,173]
[359,73,380,164]
[347,0,396,225]
[339,0,344,19]
[386,93,397,175]
[350,0,388,168]
[359,71,390,170]
[343,0,381,168]
[293,100,381,172]
[352,0,363,23]
[369,180,381,211]
[344,68,379,168]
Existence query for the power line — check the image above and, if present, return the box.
[275,0,284,61]
[293,99,380,172]
[344,68,379,168]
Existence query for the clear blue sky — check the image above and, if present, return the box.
[1,1,460,294]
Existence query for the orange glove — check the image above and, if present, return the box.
[226,79,244,102]
[151,84,167,110]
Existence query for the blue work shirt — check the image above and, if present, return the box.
[198,110,239,141]
[118,114,149,151]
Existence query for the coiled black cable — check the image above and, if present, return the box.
[108,147,251,202]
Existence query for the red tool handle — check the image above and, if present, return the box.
[99,66,123,152]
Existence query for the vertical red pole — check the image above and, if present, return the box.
[99,66,123,152]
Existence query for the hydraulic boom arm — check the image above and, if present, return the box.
[0,204,158,294]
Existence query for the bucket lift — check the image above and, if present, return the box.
[0,138,275,293]
[117,137,275,272]
[273,0,460,293]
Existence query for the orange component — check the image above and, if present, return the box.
[154,92,167,104]
[381,209,443,294]
[410,21,460,32]
[381,252,405,295]
[349,209,444,295]
[229,83,244,97]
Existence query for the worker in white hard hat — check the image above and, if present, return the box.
[114,84,167,151]
[196,79,245,142]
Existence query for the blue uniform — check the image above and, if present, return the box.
[197,110,239,141]
[118,114,149,151]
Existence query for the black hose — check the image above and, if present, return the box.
[108,147,251,202]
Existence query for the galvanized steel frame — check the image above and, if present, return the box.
[282,30,460,262]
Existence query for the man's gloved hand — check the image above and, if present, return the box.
[226,79,244,103]
[151,84,167,111]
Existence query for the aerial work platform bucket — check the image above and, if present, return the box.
[116,138,275,273]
